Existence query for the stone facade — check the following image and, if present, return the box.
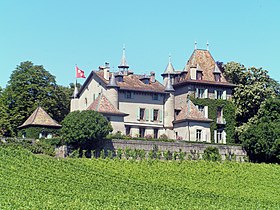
[70,47,235,144]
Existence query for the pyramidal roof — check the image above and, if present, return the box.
[183,49,229,83]
[87,93,127,116]
[18,107,61,128]
[174,99,212,123]
[163,56,175,74]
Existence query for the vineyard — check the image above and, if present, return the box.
[0,146,280,209]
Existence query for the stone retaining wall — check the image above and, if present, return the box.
[100,139,247,161]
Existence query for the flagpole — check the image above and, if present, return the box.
[74,64,77,99]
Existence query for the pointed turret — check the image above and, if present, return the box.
[165,74,175,92]
[107,72,118,88]
[163,55,175,74]
[118,45,129,70]
[162,55,176,86]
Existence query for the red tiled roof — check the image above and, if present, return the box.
[18,107,61,128]
[175,49,234,87]
[87,94,127,116]
[94,71,166,93]
[174,100,212,123]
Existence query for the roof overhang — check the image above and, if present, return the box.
[173,79,236,88]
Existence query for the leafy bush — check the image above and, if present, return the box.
[61,110,112,148]
[203,146,222,162]
[159,134,168,140]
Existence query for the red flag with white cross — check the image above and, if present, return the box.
[76,66,86,78]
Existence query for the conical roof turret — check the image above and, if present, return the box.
[165,74,175,92]
[107,72,118,88]
[163,55,175,75]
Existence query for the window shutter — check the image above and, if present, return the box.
[150,109,154,121]
[214,90,217,99]
[214,130,217,143]
[137,107,140,121]
[159,109,163,122]
[222,90,226,100]
[222,130,226,144]
[204,106,208,118]
[145,109,149,121]
[195,88,198,98]
[204,89,208,98]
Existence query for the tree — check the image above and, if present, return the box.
[241,98,280,163]
[61,110,112,148]
[0,87,12,136]
[1,61,71,136]
[223,62,280,126]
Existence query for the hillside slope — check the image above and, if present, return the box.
[0,147,280,209]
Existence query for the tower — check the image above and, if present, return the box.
[107,72,119,109]
[164,74,175,139]
[70,83,79,111]
[118,45,129,75]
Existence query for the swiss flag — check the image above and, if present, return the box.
[76,66,86,78]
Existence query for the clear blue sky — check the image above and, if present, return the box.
[0,0,279,88]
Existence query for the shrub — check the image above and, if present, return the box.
[159,134,168,140]
[203,146,222,162]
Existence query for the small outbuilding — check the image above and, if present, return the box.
[18,106,62,139]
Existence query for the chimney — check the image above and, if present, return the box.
[150,71,155,83]
[104,62,110,80]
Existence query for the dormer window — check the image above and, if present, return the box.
[214,73,221,82]
[196,71,203,80]
[140,76,150,84]
[115,75,124,82]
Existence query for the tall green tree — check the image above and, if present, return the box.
[0,87,12,136]
[1,61,71,136]
[223,62,280,126]
[241,98,280,163]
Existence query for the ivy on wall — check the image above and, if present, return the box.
[18,126,60,139]
[191,98,236,144]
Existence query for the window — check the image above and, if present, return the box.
[196,72,203,80]
[216,90,223,99]
[217,130,223,143]
[196,129,202,141]
[198,89,205,98]
[125,126,131,136]
[214,73,221,82]
[217,107,222,119]
[140,108,145,120]
[139,127,145,138]
[154,129,158,139]
[153,109,159,121]
[125,91,132,99]
[85,98,88,107]
[152,93,159,100]
[198,105,204,113]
